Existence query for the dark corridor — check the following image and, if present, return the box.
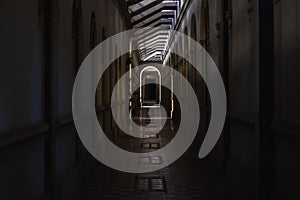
[1,0,300,200]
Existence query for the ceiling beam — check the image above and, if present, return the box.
[140,46,166,54]
[143,52,163,61]
[134,12,174,27]
[141,50,163,55]
[134,26,168,35]
[154,21,173,27]
[140,45,165,53]
[141,53,163,60]
[140,50,163,59]
[141,16,173,27]
[130,0,163,17]
[139,37,167,46]
[139,44,167,52]
[135,28,169,41]
[132,8,163,26]
[139,42,167,50]
[146,57,162,61]
[137,33,168,44]
[132,7,175,26]
[140,47,165,55]
[138,36,168,46]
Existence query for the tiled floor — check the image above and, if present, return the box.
[77,108,228,200]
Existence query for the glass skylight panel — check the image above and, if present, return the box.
[131,3,163,22]
[127,0,179,61]
[128,0,157,13]
[134,12,171,27]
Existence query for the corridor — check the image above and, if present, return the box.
[77,108,226,200]
[1,0,300,200]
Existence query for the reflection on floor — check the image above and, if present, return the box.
[78,109,227,200]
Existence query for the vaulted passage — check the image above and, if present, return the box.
[1,0,300,200]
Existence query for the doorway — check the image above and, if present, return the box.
[140,66,161,108]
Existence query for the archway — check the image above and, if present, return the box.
[200,0,211,137]
[72,0,83,71]
[140,66,161,108]
[200,0,210,50]
[191,14,197,87]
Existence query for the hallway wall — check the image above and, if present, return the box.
[226,0,260,199]
[0,0,47,199]
[165,0,260,199]
[0,0,130,199]
[273,0,300,199]
[1,0,300,199]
